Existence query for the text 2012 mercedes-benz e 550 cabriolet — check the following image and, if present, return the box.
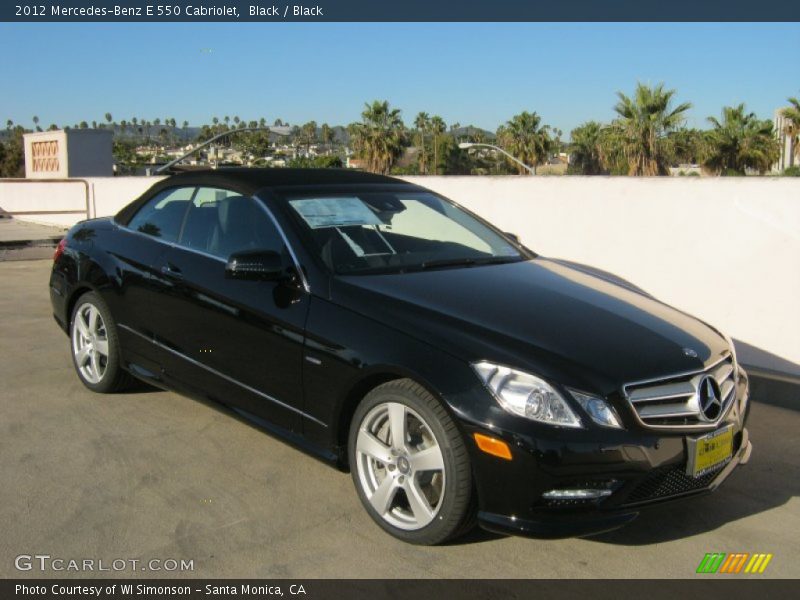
[50,169,752,544]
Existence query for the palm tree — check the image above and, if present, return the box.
[497,111,551,174]
[569,121,604,175]
[320,123,330,143]
[703,104,780,175]
[32,115,40,131]
[301,121,317,152]
[613,82,691,175]
[105,113,113,126]
[781,97,800,168]
[666,127,706,166]
[414,112,430,174]
[430,116,446,174]
[6,119,13,130]
[348,100,407,174]
[595,122,630,175]
[450,122,461,142]
[549,127,563,154]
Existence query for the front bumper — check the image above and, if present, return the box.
[477,431,751,538]
[458,372,752,539]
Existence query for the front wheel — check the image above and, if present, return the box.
[348,379,475,545]
[70,291,133,393]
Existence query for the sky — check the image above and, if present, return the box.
[1,22,798,136]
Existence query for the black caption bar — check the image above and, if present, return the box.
[3,580,798,600]
[3,0,800,22]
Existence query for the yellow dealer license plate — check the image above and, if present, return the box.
[687,426,733,478]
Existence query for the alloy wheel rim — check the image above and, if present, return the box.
[71,303,109,384]
[355,401,445,530]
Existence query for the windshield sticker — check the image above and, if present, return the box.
[290,198,382,229]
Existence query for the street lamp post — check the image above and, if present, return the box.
[458,142,536,175]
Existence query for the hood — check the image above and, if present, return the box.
[332,258,729,394]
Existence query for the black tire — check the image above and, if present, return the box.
[348,379,475,545]
[69,291,134,393]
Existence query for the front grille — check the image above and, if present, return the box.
[624,465,720,504]
[623,355,736,429]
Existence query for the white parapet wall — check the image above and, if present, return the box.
[0,179,91,227]
[86,176,166,218]
[1,174,798,374]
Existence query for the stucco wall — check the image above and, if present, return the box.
[0,179,90,227]
[1,174,798,374]
[86,176,166,218]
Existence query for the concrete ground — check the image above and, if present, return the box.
[0,217,65,261]
[1,259,798,579]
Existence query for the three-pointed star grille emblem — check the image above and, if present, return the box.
[698,375,723,421]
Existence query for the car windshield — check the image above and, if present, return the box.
[285,190,526,275]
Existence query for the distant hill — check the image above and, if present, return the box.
[450,126,496,140]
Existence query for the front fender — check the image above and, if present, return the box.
[300,295,483,459]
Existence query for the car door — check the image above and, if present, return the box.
[111,185,197,379]
[151,186,309,431]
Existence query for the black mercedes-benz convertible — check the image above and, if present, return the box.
[50,168,751,544]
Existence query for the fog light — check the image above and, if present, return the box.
[542,489,613,500]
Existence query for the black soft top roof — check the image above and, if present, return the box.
[115,168,409,225]
[169,167,404,192]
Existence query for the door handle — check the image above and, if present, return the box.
[161,263,183,279]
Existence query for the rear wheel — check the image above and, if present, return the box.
[348,379,475,545]
[70,291,133,393]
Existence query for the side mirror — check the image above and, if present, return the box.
[504,232,520,244]
[225,250,285,281]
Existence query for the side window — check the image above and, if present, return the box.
[178,187,284,259]
[127,187,195,243]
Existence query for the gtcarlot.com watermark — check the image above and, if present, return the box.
[15,554,194,573]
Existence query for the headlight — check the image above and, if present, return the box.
[568,390,623,429]
[472,361,582,428]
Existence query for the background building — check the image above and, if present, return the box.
[773,107,795,173]
[23,129,113,179]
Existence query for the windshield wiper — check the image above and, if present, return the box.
[340,255,524,275]
[418,258,477,270]
[418,256,521,271]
